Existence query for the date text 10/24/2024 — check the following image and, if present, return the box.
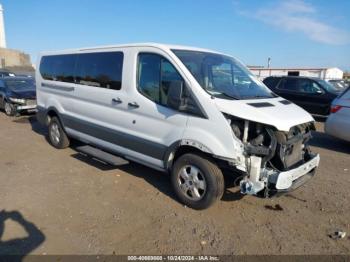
[128,256,220,261]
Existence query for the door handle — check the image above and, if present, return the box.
[112,98,122,104]
[128,102,140,108]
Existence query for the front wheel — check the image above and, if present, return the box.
[48,117,70,149]
[171,153,225,210]
[4,101,16,116]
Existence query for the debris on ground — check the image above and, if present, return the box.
[264,204,284,211]
[329,231,346,239]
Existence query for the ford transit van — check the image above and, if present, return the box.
[36,43,320,209]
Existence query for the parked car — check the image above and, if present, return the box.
[263,76,341,116]
[36,43,320,209]
[325,88,350,142]
[0,77,37,116]
[328,79,349,91]
[0,70,15,77]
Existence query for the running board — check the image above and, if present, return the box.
[76,145,129,166]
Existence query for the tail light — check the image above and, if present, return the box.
[330,105,342,114]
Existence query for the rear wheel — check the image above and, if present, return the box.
[171,153,224,210]
[48,117,70,149]
[4,101,16,116]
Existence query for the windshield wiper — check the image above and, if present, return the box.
[217,92,240,100]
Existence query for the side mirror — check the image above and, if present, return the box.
[316,89,324,95]
[167,80,185,110]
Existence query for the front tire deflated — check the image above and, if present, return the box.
[171,153,225,210]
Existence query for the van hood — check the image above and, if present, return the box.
[215,97,314,132]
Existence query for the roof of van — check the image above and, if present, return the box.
[39,43,223,55]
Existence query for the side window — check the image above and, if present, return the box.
[279,78,300,92]
[263,77,281,89]
[138,54,161,103]
[39,55,76,83]
[298,79,322,94]
[75,52,123,90]
[138,53,183,106]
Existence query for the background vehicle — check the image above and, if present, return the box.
[36,43,319,209]
[0,77,37,116]
[263,76,341,116]
[328,79,349,91]
[325,88,350,142]
[0,70,15,77]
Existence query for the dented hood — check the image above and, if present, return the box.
[215,97,314,132]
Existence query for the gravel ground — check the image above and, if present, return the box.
[0,113,349,256]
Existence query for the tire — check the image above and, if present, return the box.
[4,101,16,116]
[48,117,70,149]
[171,153,225,210]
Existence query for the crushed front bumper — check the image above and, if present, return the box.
[240,154,320,197]
[267,154,320,196]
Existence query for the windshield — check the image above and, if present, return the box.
[172,50,275,100]
[329,80,348,91]
[316,79,340,94]
[5,79,35,91]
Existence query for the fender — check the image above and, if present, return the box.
[37,105,62,126]
[163,139,215,171]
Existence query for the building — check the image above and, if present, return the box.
[0,4,33,74]
[249,66,344,81]
[343,72,350,81]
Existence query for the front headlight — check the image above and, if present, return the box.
[9,98,26,104]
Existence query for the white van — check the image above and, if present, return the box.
[36,43,320,209]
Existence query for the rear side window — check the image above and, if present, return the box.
[137,53,183,106]
[75,52,123,90]
[263,77,281,89]
[40,55,76,83]
[279,78,300,92]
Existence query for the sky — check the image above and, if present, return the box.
[1,0,349,71]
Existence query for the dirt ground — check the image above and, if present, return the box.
[0,113,349,256]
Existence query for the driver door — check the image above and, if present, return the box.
[298,78,329,115]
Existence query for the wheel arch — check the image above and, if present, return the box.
[164,140,223,172]
[46,107,62,124]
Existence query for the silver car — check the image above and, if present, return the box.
[325,88,350,142]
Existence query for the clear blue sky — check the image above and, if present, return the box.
[2,0,350,70]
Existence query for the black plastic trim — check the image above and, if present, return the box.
[62,114,167,160]
[247,102,275,108]
[279,100,292,105]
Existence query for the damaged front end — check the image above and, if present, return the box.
[225,115,320,197]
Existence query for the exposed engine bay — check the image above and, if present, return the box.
[225,114,317,197]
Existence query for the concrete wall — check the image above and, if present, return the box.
[0,47,31,68]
